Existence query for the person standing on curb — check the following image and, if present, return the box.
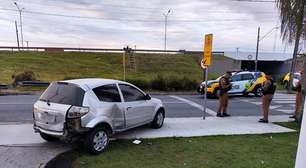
[217,71,232,117]
[259,72,276,123]
[290,70,303,120]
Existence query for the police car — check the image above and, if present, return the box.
[197,71,266,97]
[283,72,301,89]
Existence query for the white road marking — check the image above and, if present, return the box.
[0,103,33,105]
[270,105,282,110]
[169,95,217,116]
[276,109,294,114]
[241,98,295,114]
[163,101,188,104]
[274,101,296,104]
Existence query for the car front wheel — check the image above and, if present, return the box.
[254,87,263,97]
[84,126,110,155]
[151,110,165,129]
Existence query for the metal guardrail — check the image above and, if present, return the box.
[0,84,8,89]
[19,81,50,87]
[0,46,225,55]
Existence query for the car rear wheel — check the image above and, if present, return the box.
[254,87,263,97]
[84,126,110,155]
[40,132,59,142]
[151,109,165,129]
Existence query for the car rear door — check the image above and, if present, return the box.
[240,73,255,92]
[118,84,154,128]
[34,82,85,133]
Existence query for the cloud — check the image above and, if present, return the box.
[0,0,293,52]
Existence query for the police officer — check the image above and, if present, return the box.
[290,70,303,120]
[259,72,276,123]
[217,71,232,117]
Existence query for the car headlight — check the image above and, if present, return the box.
[67,106,89,119]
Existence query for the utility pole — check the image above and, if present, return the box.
[14,2,24,49]
[15,21,20,51]
[163,9,171,53]
[26,41,29,50]
[255,26,260,71]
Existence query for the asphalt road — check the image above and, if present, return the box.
[0,93,296,123]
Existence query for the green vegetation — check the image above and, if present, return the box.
[70,131,298,168]
[275,121,300,131]
[0,51,223,90]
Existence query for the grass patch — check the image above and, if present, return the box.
[275,122,300,131]
[71,133,298,168]
[0,51,223,91]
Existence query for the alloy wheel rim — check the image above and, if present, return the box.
[257,88,263,96]
[156,113,164,126]
[93,131,108,152]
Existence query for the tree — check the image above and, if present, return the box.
[276,0,306,123]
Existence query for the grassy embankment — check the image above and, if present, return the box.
[0,51,222,91]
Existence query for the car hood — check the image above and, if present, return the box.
[201,80,219,86]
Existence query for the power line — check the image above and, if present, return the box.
[0,8,276,23]
[232,0,275,2]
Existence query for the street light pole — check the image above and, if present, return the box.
[255,26,279,71]
[14,20,20,51]
[14,2,24,49]
[163,9,171,53]
[255,27,260,71]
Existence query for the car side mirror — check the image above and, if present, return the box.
[145,94,151,100]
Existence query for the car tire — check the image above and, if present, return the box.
[151,109,165,129]
[40,132,59,142]
[254,87,263,97]
[284,81,289,89]
[84,126,110,155]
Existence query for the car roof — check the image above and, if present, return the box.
[62,78,128,90]
[235,71,262,75]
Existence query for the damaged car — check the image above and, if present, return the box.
[33,78,165,154]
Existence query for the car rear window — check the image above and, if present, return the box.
[39,82,85,106]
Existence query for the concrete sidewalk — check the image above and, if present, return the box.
[0,115,295,168]
[115,115,296,139]
[0,115,295,146]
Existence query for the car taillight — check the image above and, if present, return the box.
[67,106,89,119]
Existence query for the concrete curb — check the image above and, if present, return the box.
[0,115,295,146]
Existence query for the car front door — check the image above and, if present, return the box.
[118,84,154,128]
[228,74,242,93]
[92,84,125,130]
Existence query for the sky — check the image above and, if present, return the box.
[0,0,294,53]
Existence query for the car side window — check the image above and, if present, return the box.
[119,84,146,102]
[231,75,241,82]
[242,74,254,80]
[93,84,121,102]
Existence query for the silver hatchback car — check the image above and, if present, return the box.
[33,78,165,154]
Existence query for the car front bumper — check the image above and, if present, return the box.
[198,86,214,95]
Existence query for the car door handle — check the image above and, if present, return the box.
[126,107,132,111]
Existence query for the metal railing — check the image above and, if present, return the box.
[0,46,224,55]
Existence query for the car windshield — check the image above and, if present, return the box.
[39,82,85,106]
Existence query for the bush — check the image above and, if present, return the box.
[12,71,37,86]
[126,78,151,90]
[151,75,167,91]
[151,75,198,91]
